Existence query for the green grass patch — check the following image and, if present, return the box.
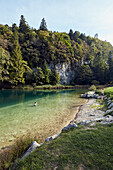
[104,86,113,93]
[10,124,113,170]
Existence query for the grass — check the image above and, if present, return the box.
[97,86,113,97]
[0,135,37,170]
[14,84,89,90]
[96,86,113,113]
[10,124,113,170]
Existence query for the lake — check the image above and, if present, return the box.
[0,89,86,149]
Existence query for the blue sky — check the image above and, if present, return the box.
[1,0,113,45]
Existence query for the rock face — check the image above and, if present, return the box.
[49,62,75,84]
[55,63,75,84]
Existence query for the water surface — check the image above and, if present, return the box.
[0,89,86,149]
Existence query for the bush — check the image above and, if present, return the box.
[88,84,96,91]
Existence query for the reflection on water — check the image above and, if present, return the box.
[0,89,86,149]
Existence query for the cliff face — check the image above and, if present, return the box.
[55,63,75,84]
[49,62,75,84]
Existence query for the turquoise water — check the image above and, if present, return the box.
[0,89,86,149]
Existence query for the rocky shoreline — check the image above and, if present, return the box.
[21,96,109,159]
[22,91,113,159]
[75,98,105,124]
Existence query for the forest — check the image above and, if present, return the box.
[0,15,113,88]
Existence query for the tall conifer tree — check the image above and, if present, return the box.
[39,18,47,31]
[19,15,30,34]
[108,52,113,83]
[10,30,27,85]
[42,60,50,84]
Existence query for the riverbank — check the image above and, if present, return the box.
[0,93,87,169]
[75,98,105,123]
[1,95,113,169]
[10,97,113,169]
[0,84,90,90]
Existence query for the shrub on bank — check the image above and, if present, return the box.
[88,84,96,91]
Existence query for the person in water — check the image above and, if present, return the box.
[101,88,104,100]
[34,102,37,106]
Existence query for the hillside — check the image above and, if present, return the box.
[0,15,113,87]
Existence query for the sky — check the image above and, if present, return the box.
[1,0,113,45]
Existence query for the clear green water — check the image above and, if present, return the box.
[0,89,86,149]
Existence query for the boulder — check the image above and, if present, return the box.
[107,100,111,106]
[79,120,92,125]
[106,108,113,114]
[93,117,104,122]
[81,91,100,99]
[22,141,41,159]
[62,123,77,131]
[108,102,113,109]
[89,113,95,116]
[101,115,113,124]
[97,96,101,99]
[45,133,60,142]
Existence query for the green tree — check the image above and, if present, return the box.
[0,47,12,85]
[69,29,74,40]
[12,23,19,33]
[9,30,28,85]
[94,33,98,39]
[73,31,80,42]
[19,15,30,34]
[92,52,106,84]
[50,70,60,85]
[42,60,50,84]
[39,18,47,31]
[26,67,45,85]
[108,52,113,83]
[74,65,94,85]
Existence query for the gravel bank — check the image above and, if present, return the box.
[75,99,105,123]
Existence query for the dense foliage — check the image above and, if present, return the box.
[0,15,113,87]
